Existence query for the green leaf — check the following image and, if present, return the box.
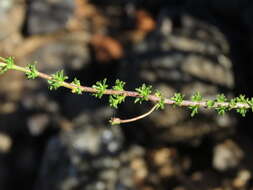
[229,98,237,109]
[109,79,126,108]
[155,90,165,110]
[206,100,215,108]
[26,62,39,79]
[92,78,108,98]
[71,78,83,94]
[215,94,228,115]
[135,84,152,104]
[190,107,198,117]
[235,94,248,117]
[247,97,253,112]
[0,56,15,74]
[188,92,202,117]
[171,93,184,106]
[48,70,68,90]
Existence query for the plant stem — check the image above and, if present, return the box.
[110,104,158,125]
[0,61,251,110]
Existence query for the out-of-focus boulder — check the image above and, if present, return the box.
[26,0,75,35]
[34,107,142,190]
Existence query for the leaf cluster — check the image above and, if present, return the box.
[71,78,83,94]
[109,79,126,108]
[188,92,202,117]
[155,91,165,110]
[48,70,68,90]
[135,84,152,104]
[233,95,251,117]
[171,93,184,106]
[0,56,14,74]
[215,94,228,115]
[26,62,39,79]
[92,78,108,98]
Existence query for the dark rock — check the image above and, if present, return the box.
[26,0,75,35]
[242,2,253,30]
[209,0,250,17]
[34,108,140,190]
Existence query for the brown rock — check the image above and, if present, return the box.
[91,35,124,62]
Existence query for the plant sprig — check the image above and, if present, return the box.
[215,94,228,115]
[234,95,249,117]
[1,56,253,125]
[135,84,152,104]
[171,93,184,106]
[189,92,202,117]
[71,78,83,94]
[26,62,39,79]
[92,78,108,99]
[0,56,14,74]
[48,70,68,90]
[155,90,165,110]
[109,79,126,108]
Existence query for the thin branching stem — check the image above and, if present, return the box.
[0,59,252,124]
[0,61,250,109]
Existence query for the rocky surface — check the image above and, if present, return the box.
[34,107,133,190]
[0,0,253,190]
[25,0,75,35]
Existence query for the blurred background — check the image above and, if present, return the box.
[0,0,253,189]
